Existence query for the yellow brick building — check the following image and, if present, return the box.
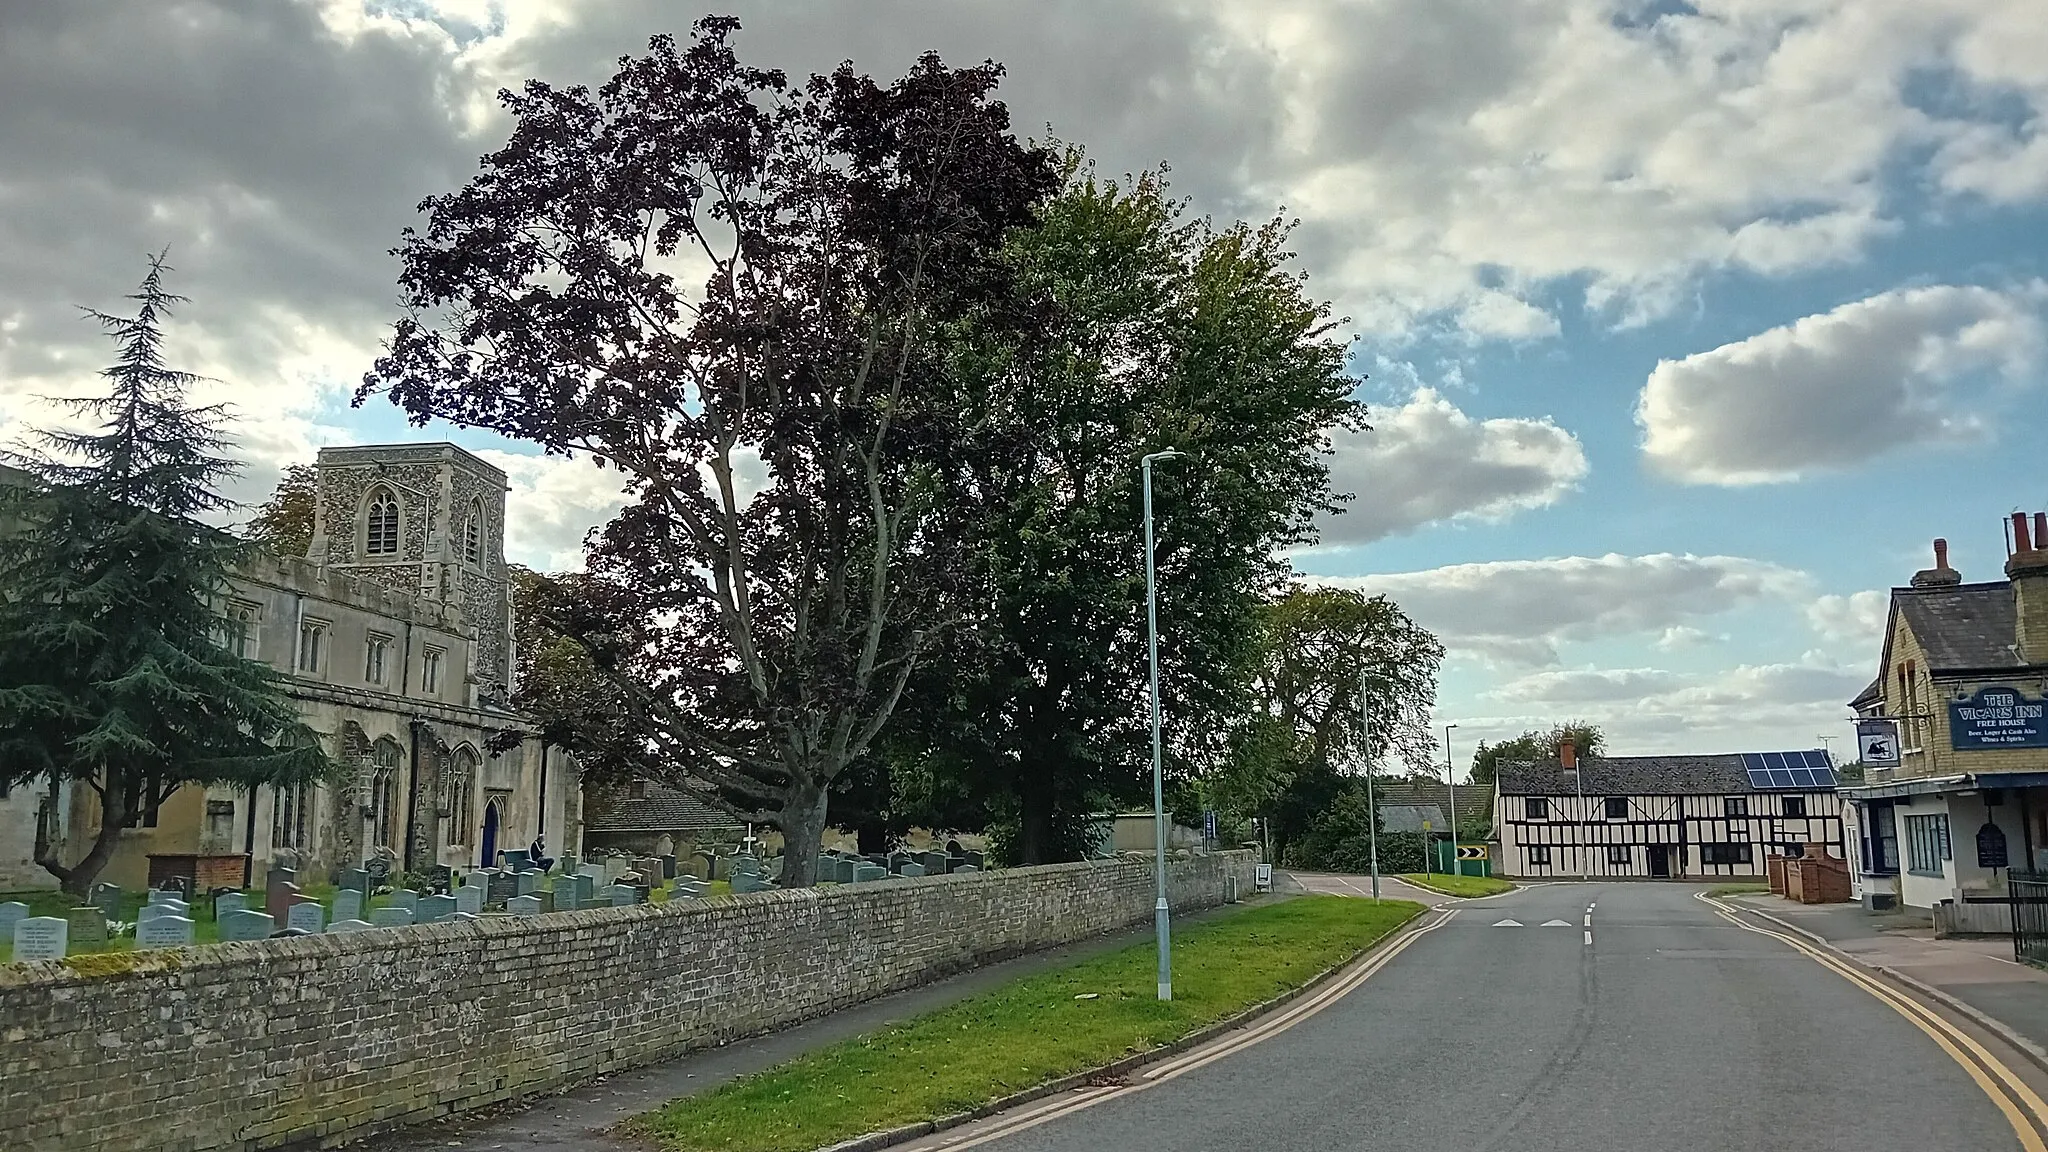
[1844,514,2048,920]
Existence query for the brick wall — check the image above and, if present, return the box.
[0,852,1254,1152]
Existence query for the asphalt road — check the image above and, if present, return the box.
[936,882,2031,1152]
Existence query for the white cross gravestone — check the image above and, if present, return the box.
[135,915,195,949]
[287,902,327,934]
[13,916,68,960]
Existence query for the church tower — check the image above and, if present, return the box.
[306,443,512,702]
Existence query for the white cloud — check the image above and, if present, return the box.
[1460,657,1869,757]
[1637,284,2048,485]
[1316,389,1586,547]
[1321,552,1809,666]
[1807,589,1891,647]
[477,451,629,572]
[1654,625,1723,651]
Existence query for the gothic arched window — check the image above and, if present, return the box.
[463,499,484,564]
[370,737,403,847]
[365,487,400,556]
[450,746,479,843]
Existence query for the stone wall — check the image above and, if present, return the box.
[0,852,1255,1152]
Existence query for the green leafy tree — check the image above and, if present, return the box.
[0,257,331,895]
[904,159,1369,863]
[245,463,317,556]
[1469,723,1606,786]
[1243,585,1444,864]
[364,23,1055,885]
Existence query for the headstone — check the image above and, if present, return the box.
[418,894,457,923]
[730,872,763,894]
[212,889,246,918]
[635,858,665,886]
[964,850,985,869]
[503,848,530,871]
[425,865,452,893]
[955,865,979,873]
[328,919,374,933]
[339,868,370,894]
[552,880,580,911]
[287,902,326,934]
[147,886,183,905]
[265,867,298,912]
[532,889,554,914]
[572,874,596,905]
[609,885,638,906]
[448,911,479,922]
[138,903,187,925]
[900,862,925,878]
[922,851,949,875]
[659,854,677,880]
[364,857,392,887]
[673,878,708,897]
[487,871,519,908]
[217,910,276,942]
[508,895,543,917]
[516,870,541,896]
[886,852,912,875]
[853,863,886,883]
[389,889,419,915]
[0,901,29,936]
[370,905,414,928]
[13,916,67,960]
[947,857,969,874]
[91,882,124,920]
[135,915,195,949]
[332,890,364,924]
[457,886,484,915]
[65,906,109,946]
[690,851,714,880]
[579,862,607,886]
[156,874,194,901]
[603,857,629,883]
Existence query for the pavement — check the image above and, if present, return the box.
[905,881,2043,1152]
[1730,891,2048,1066]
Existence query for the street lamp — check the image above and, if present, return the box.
[1360,669,1380,901]
[1143,448,1185,1002]
[1444,723,1460,878]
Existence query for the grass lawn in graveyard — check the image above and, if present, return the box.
[631,894,1426,1152]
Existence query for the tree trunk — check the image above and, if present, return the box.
[42,775,128,898]
[1014,765,1054,865]
[776,779,831,887]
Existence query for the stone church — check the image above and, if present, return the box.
[0,443,583,892]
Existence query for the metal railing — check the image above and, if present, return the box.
[2010,870,2048,966]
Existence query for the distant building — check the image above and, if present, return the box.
[0,443,583,891]
[1840,521,2048,916]
[582,778,743,857]
[1496,740,1845,879]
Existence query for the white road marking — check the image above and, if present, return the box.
[1541,919,1571,927]
[1493,919,1523,926]
[1584,930,1593,945]
[1583,913,1592,927]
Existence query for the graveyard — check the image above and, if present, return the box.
[1,842,990,963]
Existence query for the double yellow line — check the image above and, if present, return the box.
[921,907,1457,1151]
[1703,895,2048,1151]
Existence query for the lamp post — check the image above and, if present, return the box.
[1143,448,1185,1002]
[1361,669,1380,902]
[1444,723,1460,877]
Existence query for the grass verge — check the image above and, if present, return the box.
[1705,883,1769,898]
[631,895,1423,1152]
[1398,873,1515,898]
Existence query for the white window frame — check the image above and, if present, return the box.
[365,632,392,686]
[298,618,329,675]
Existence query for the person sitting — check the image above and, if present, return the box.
[528,835,555,873]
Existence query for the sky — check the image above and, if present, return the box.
[3,0,2047,769]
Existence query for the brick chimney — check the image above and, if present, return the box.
[2006,512,2048,664]
[1560,737,1577,771]
[1910,538,1961,588]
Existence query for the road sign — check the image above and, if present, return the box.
[1204,810,1216,841]
[1456,844,1488,860]
[1856,718,1900,766]
[1254,863,1273,892]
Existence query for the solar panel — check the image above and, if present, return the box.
[1804,750,1833,770]
[1787,768,1817,787]
[1763,751,1788,769]
[1741,753,1765,774]
[1771,769,1798,787]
